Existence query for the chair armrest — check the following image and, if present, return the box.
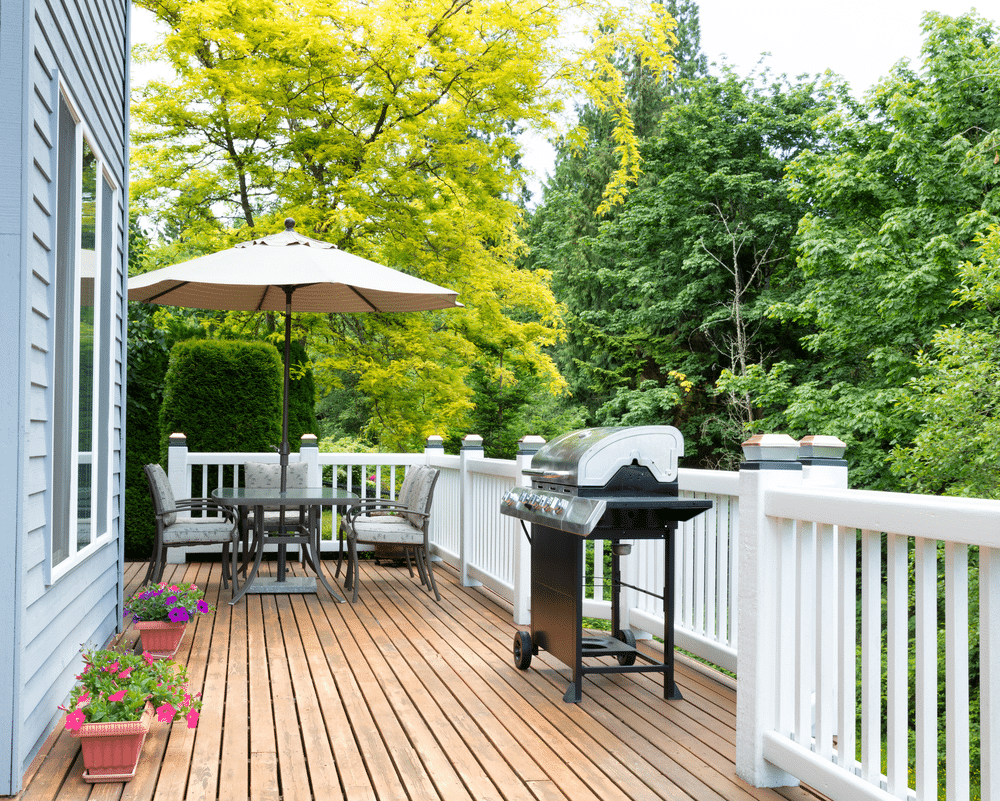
[165,498,238,524]
[345,500,429,523]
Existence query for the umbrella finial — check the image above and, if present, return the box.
[285,217,296,230]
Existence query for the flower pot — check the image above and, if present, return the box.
[71,702,153,783]
[134,620,187,659]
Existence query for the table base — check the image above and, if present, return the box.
[244,576,317,594]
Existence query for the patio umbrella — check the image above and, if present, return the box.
[128,218,462,488]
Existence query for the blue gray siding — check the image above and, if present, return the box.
[0,0,129,791]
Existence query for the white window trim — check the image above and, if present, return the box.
[48,83,117,583]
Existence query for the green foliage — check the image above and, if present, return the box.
[740,11,1000,489]
[63,647,201,726]
[526,57,840,467]
[159,340,282,464]
[130,0,680,451]
[124,582,213,623]
[892,226,1000,497]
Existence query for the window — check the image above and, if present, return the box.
[50,88,116,577]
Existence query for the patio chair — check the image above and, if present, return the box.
[240,460,311,570]
[338,465,441,603]
[143,463,239,590]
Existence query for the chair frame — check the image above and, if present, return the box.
[339,466,441,603]
[143,464,239,591]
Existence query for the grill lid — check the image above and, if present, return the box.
[524,426,684,488]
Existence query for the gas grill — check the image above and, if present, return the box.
[500,426,711,702]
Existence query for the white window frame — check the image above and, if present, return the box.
[48,83,117,583]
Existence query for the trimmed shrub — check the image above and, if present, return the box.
[159,339,283,463]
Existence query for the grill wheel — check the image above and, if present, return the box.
[513,630,533,670]
[615,629,637,666]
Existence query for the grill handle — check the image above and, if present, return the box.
[522,468,573,479]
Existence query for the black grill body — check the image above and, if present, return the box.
[501,426,711,703]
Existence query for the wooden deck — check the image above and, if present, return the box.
[17,557,831,801]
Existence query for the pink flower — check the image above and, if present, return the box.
[118,667,133,680]
[104,661,120,673]
[108,689,126,703]
[78,691,90,705]
[156,703,177,723]
[142,651,156,665]
[185,708,199,729]
[65,709,86,731]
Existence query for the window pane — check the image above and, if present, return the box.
[77,141,97,550]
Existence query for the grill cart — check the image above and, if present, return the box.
[500,426,712,703]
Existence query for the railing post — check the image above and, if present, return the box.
[460,434,484,587]
[513,436,545,625]
[167,433,189,500]
[736,433,802,788]
[300,434,320,487]
[424,434,444,464]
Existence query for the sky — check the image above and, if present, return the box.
[130,1,988,195]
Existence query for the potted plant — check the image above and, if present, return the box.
[61,646,202,782]
[124,582,214,659]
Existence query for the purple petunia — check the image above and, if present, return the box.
[196,600,210,614]
[168,606,190,623]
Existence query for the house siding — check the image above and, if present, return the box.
[2,0,130,791]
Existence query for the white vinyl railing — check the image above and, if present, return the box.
[163,430,998,800]
[737,434,999,801]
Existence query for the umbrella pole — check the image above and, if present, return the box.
[280,287,293,492]
[276,287,293,583]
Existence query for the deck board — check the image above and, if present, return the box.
[16,558,832,801]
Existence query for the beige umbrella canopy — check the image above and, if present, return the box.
[128,218,462,486]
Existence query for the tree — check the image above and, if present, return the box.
[727,11,1000,488]
[892,226,1000,498]
[528,59,841,467]
[131,0,677,450]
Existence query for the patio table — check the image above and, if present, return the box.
[212,486,359,604]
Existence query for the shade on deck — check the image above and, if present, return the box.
[19,558,831,801]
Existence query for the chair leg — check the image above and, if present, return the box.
[410,547,428,586]
[336,523,345,578]
[422,547,441,601]
[148,545,167,584]
[350,537,360,604]
[141,552,155,585]
[221,543,230,589]
[229,537,239,596]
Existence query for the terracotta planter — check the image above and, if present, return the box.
[134,620,187,659]
[71,702,153,783]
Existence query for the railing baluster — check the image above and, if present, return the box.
[778,516,797,739]
[914,536,938,797]
[814,522,836,762]
[886,532,908,798]
[860,529,881,784]
[982,546,999,801]
[836,526,857,772]
[946,541,971,801]
[795,520,815,745]
[716,495,730,643]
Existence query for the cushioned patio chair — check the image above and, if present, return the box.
[239,461,311,570]
[143,463,239,590]
[339,465,441,603]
